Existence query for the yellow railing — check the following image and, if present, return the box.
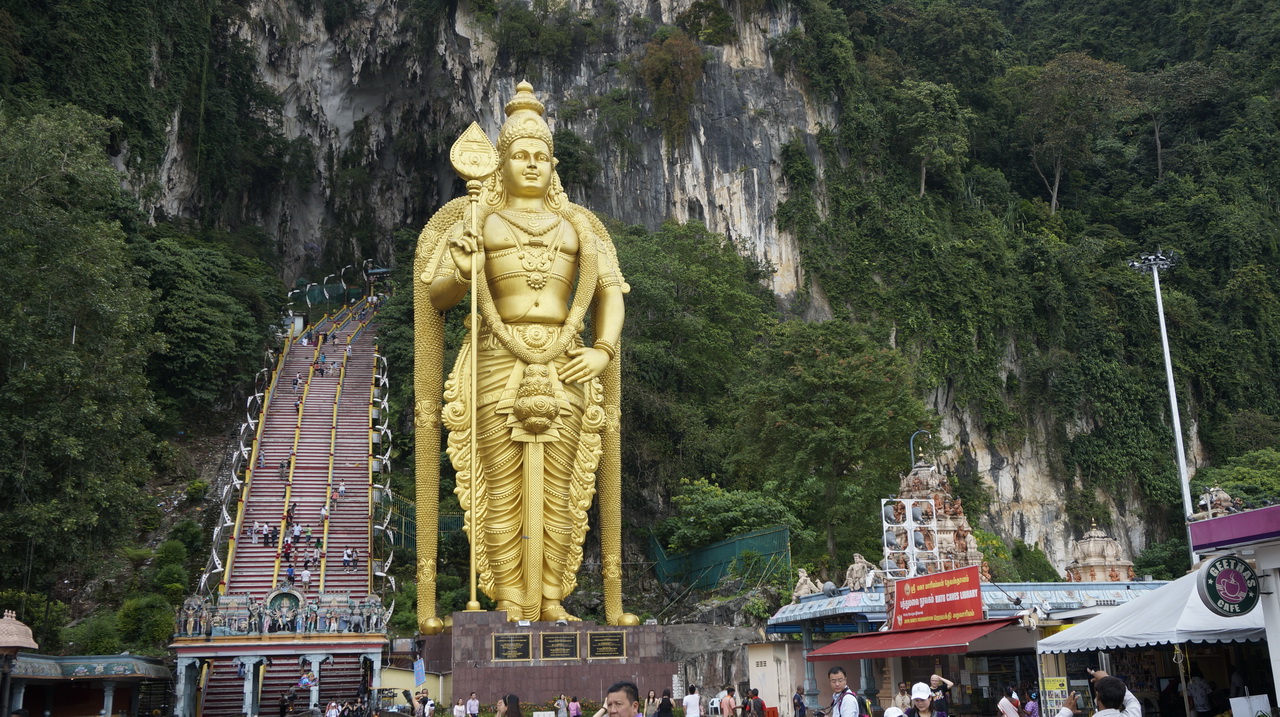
[219,334,293,595]
[367,342,377,594]
[316,348,346,592]
[269,340,322,588]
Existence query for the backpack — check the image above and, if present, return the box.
[833,690,861,717]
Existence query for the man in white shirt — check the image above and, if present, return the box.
[467,692,480,717]
[1054,671,1140,717]
[684,687,703,717]
[823,667,860,717]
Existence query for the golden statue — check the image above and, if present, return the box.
[413,82,638,631]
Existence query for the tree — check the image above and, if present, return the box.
[1018,53,1134,213]
[130,230,280,418]
[898,80,974,197]
[659,477,814,553]
[730,321,932,563]
[1191,448,1280,507]
[1129,62,1221,180]
[638,29,705,144]
[880,1,1009,97]
[0,105,159,583]
[615,221,776,494]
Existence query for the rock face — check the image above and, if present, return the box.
[664,623,761,700]
[144,0,1170,571]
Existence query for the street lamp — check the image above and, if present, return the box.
[1129,251,1195,566]
[322,273,338,311]
[0,610,38,717]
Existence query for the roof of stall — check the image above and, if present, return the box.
[1037,571,1265,653]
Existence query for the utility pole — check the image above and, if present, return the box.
[1129,251,1196,567]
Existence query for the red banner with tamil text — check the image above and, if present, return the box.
[892,565,983,629]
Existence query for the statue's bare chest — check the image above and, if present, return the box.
[483,211,579,293]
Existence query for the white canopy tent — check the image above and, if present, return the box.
[1038,570,1266,654]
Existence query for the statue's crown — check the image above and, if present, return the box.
[498,81,554,158]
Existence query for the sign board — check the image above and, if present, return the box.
[1197,555,1260,616]
[1229,695,1271,717]
[413,658,426,687]
[587,631,626,659]
[1040,677,1068,713]
[892,565,983,629]
[541,632,580,660]
[493,633,533,661]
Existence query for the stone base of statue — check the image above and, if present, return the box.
[419,611,677,700]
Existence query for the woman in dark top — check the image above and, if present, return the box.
[655,690,675,717]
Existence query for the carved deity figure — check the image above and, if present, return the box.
[792,568,820,603]
[416,82,634,629]
[844,554,871,590]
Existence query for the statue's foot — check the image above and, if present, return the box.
[540,601,580,622]
[498,601,522,622]
[613,612,641,626]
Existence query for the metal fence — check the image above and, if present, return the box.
[374,493,464,549]
[648,525,792,590]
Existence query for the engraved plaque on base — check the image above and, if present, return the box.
[493,633,533,661]
[587,631,626,659]
[541,632,580,660]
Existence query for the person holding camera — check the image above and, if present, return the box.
[815,667,861,717]
[1053,670,1140,717]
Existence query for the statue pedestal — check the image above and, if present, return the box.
[420,611,678,702]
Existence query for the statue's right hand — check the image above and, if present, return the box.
[448,229,482,279]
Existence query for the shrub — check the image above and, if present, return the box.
[152,564,189,599]
[185,479,210,502]
[553,129,602,190]
[677,1,735,45]
[65,613,122,655]
[154,540,188,568]
[169,519,205,558]
[639,29,704,143]
[118,594,175,648]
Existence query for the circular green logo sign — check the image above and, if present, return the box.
[1197,556,1259,617]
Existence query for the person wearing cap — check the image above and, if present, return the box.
[1053,670,1140,717]
[885,708,906,717]
[823,666,861,717]
[907,683,944,717]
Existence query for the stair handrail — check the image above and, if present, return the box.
[268,332,325,589]
[316,338,349,592]
[206,338,291,596]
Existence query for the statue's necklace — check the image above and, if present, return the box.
[498,210,563,290]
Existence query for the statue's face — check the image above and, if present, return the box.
[502,137,553,199]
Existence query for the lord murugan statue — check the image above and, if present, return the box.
[414,82,638,632]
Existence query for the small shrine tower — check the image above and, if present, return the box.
[1065,520,1135,582]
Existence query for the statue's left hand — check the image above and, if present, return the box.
[560,346,610,384]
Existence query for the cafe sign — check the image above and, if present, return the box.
[1196,555,1259,617]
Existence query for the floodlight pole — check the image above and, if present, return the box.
[1130,252,1196,567]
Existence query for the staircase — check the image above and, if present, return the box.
[171,301,389,716]
[201,653,367,715]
